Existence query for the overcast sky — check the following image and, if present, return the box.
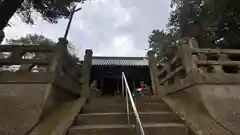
[4,0,171,58]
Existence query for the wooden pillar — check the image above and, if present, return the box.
[0,30,4,44]
[117,77,120,95]
[147,50,161,96]
[101,78,104,95]
[0,32,6,77]
[133,77,135,93]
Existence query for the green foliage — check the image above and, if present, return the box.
[168,0,203,37]
[148,0,240,61]
[7,34,56,60]
[5,34,82,75]
[168,0,240,48]
[16,0,86,24]
[7,34,56,45]
[0,0,87,30]
[148,30,179,61]
[7,34,80,67]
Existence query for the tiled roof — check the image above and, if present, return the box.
[92,56,148,66]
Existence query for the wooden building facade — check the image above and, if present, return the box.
[91,56,150,96]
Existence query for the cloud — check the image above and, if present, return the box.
[4,0,171,59]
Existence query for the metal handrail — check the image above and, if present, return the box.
[121,72,145,135]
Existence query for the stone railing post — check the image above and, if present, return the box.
[178,38,198,75]
[48,38,68,74]
[147,50,161,96]
[80,49,93,98]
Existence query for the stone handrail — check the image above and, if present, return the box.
[0,38,93,135]
[0,45,55,70]
[192,48,240,74]
[148,37,240,135]
[148,37,240,95]
[0,38,89,96]
[156,55,185,85]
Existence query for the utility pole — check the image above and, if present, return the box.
[64,6,81,39]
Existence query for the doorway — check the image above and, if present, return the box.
[102,77,119,96]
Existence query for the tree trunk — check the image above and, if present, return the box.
[0,0,24,30]
[180,0,190,37]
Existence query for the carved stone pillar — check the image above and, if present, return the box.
[81,49,93,98]
[49,38,68,73]
[147,50,161,96]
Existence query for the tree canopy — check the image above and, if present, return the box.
[148,30,178,61]
[6,34,80,73]
[149,0,240,60]
[7,34,56,45]
[0,0,86,31]
[168,0,240,48]
[7,34,79,61]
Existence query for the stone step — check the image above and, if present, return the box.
[88,97,125,105]
[139,112,181,124]
[75,113,128,125]
[81,103,126,113]
[136,102,171,112]
[135,96,165,103]
[75,112,181,125]
[67,123,188,135]
[87,97,165,106]
[68,124,133,135]
[82,102,171,113]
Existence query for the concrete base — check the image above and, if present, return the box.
[161,84,240,135]
[199,85,240,135]
[28,98,86,135]
[0,83,78,135]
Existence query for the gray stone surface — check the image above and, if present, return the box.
[199,85,240,135]
[0,84,51,135]
[28,98,86,135]
[162,85,234,135]
[68,96,190,135]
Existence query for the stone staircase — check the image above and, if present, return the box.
[67,96,193,135]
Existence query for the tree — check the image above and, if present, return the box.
[168,0,240,49]
[168,0,208,45]
[206,0,240,48]
[7,34,55,45]
[148,0,240,65]
[0,0,86,35]
[148,30,178,61]
[5,34,56,71]
[6,34,80,73]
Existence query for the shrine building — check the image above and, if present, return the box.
[90,56,150,95]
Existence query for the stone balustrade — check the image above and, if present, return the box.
[0,38,92,135]
[148,37,240,135]
[148,37,240,95]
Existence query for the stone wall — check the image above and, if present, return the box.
[0,84,51,135]
[0,82,79,135]
[161,84,240,135]
[198,84,240,134]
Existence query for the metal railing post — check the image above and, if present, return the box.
[122,75,124,97]
[126,86,130,124]
[122,72,145,135]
